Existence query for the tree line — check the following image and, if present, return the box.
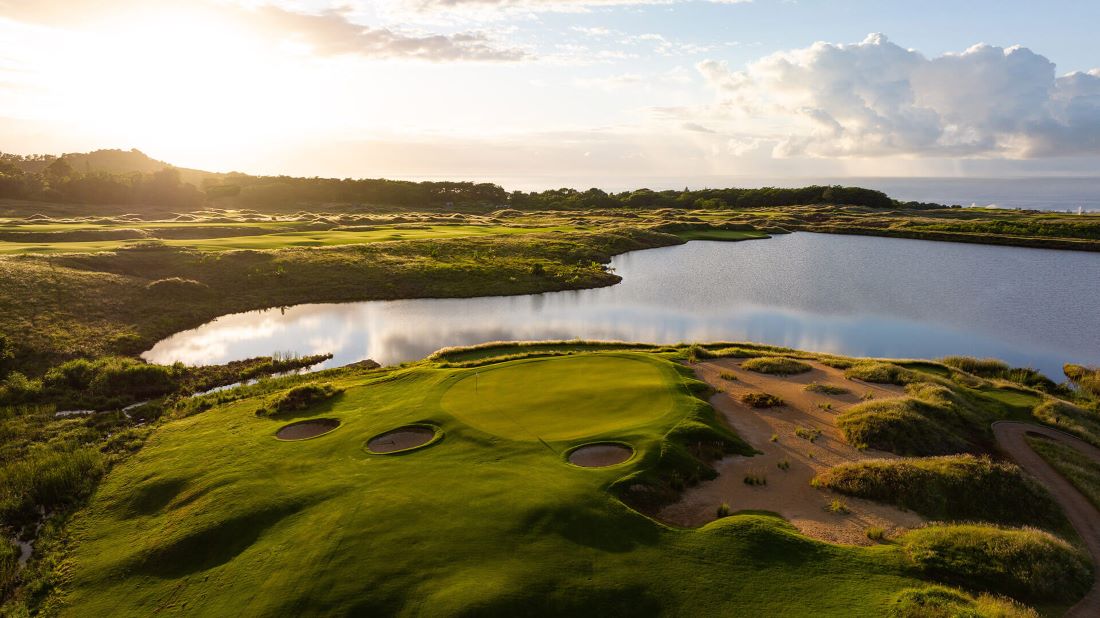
[1,152,917,211]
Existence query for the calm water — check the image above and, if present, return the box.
[143,233,1100,379]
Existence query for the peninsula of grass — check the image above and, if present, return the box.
[813,455,1068,531]
[44,351,962,617]
[741,357,813,376]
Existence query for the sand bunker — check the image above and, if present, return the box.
[275,418,340,441]
[366,425,439,454]
[568,443,634,468]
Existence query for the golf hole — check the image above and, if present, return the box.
[276,418,340,441]
[366,425,441,454]
[567,443,634,468]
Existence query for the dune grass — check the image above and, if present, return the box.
[887,585,1037,618]
[46,352,942,617]
[1027,434,1100,510]
[836,396,968,455]
[741,392,784,408]
[844,362,917,386]
[813,455,1068,531]
[741,357,813,376]
[805,382,849,395]
[1032,398,1100,447]
[899,524,1092,603]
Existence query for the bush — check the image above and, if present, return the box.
[1064,363,1100,398]
[43,357,179,408]
[844,362,917,385]
[836,397,967,455]
[813,455,1066,529]
[0,446,106,527]
[888,586,1037,618]
[804,382,848,395]
[900,524,1092,602]
[741,392,783,408]
[741,357,812,376]
[258,383,343,416]
[0,372,42,405]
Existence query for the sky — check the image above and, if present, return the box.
[1,0,1099,187]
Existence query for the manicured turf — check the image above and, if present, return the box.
[439,355,675,441]
[59,353,929,616]
[672,229,770,242]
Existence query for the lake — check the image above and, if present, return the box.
[143,233,1100,379]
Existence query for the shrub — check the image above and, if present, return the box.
[715,503,732,518]
[900,524,1091,602]
[743,471,767,486]
[776,459,790,471]
[865,527,885,542]
[813,455,1066,529]
[805,382,848,395]
[741,392,783,408]
[825,499,849,514]
[0,372,42,405]
[845,362,917,385]
[0,446,106,527]
[719,372,738,381]
[1064,363,1100,398]
[794,427,821,442]
[888,586,1037,618]
[741,357,812,376]
[258,383,343,416]
[836,397,967,455]
[42,357,179,408]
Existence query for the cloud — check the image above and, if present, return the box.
[696,33,1100,158]
[253,6,527,61]
[393,0,750,13]
[0,1,528,62]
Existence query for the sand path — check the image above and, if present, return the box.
[658,358,924,545]
[993,422,1100,617]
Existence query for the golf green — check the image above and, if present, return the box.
[439,355,675,441]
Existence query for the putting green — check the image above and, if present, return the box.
[439,354,675,441]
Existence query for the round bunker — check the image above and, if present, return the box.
[439,355,675,441]
[366,425,440,454]
[567,443,635,468]
[275,418,340,441]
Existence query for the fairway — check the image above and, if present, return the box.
[439,355,676,441]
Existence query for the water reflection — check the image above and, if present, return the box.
[143,233,1100,378]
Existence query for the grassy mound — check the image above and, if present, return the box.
[813,455,1066,530]
[836,396,966,455]
[1027,434,1100,510]
[888,586,1036,618]
[1032,398,1100,446]
[257,382,343,417]
[741,357,812,376]
[844,362,917,385]
[900,524,1092,602]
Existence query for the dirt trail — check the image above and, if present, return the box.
[658,358,924,545]
[993,422,1100,617]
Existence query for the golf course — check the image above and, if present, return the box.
[21,345,1090,617]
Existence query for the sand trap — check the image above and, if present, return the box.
[366,425,439,454]
[276,418,340,441]
[568,443,634,468]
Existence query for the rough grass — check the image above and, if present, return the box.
[899,524,1092,602]
[844,362,918,385]
[805,382,849,395]
[836,396,967,455]
[741,357,813,376]
[1032,398,1100,446]
[887,585,1037,618]
[741,392,784,408]
[257,382,343,417]
[1027,434,1100,510]
[813,455,1068,531]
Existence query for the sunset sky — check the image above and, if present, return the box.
[2,0,1099,185]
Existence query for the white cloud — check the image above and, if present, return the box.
[696,33,1100,158]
